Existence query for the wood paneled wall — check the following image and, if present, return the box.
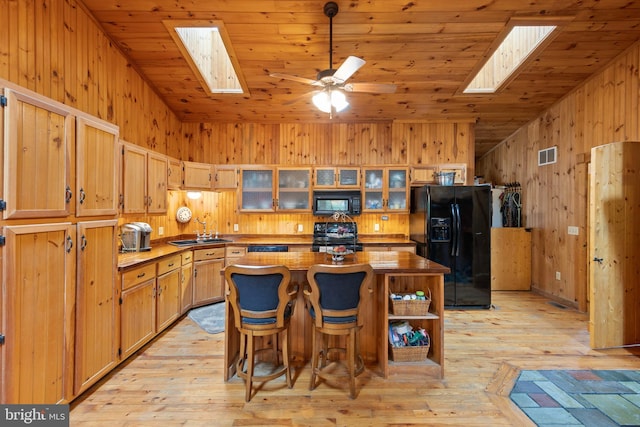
[0,0,182,155]
[477,41,640,311]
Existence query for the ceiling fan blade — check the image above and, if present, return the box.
[270,73,321,87]
[332,56,366,83]
[343,82,397,93]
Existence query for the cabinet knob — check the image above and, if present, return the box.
[593,257,603,264]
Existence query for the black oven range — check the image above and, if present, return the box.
[311,221,363,252]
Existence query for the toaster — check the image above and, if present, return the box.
[121,222,152,252]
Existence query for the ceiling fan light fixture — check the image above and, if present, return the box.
[312,89,349,114]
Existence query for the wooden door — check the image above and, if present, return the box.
[121,142,147,214]
[193,258,224,306]
[76,116,119,216]
[2,223,75,403]
[167,157,182,190]
[180,263,194,314]
[147,152,167,213]
[183,161,212,190]
[74,220,118,395]
[589,141,640,348]
[3,88,74,219]
[120,279,156,359]
[214,165,238,189]
[156,269,181,331]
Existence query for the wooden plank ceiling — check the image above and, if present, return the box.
[79,0,640,158]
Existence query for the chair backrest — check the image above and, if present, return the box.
[306,263,374,328]
[225,264,293,329]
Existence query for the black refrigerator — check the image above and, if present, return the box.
[410,185,491,308]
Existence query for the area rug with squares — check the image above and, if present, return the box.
[510,369,640,426]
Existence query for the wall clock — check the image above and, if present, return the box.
[176,206,192,223]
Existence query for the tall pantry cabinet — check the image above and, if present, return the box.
[0,83,119,403]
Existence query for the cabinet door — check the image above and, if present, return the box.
[147,152,167,214]
[387,168,408,212]
[156,269,181,331]
[363,168,384,211]
[167,157,182,190]
[180,263,194,314]
[120,279,156,359]
[3,88,74,219]
[193,258,224,306]
[277,167,311,211]
[183,161,212,190]
[2,223,75,403]
[74,220,118,395]
[76,116,119,216]
[239,168,275,211]
[121,142,148,214]
[214,166,238,190]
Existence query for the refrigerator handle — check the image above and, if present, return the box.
[450,203,457,256]
[455,203,462,256]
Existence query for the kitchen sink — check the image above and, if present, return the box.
[169,238,231,246]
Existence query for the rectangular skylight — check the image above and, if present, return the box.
[165,21,247,95]
[464,25,557,94]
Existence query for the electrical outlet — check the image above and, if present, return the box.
[158,226,164,236]
[297,224,303,232]
[233,224,239,232]
[568,226,579,235]
[374,223,380,232]
[555,271,561,280]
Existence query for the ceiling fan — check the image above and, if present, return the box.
[269,1,396,117]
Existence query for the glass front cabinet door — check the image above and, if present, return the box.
[362,167,408,213]
[239,168,275,212]
[277,168,311,211]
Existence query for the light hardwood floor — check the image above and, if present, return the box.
[70,292,640,426]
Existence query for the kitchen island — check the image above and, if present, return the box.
[223,251,450,381]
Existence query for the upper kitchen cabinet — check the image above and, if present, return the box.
[362,167,409,212]
[239,167,275,212]
[411,164,467,186]
[313,166,360,189]
[182,161,213,190]
[1,88,74,219]
[75,116,119,216]
[277,167,311,211]
[121,142,167,214]
[214,165,238,190]
[167,157,182,190]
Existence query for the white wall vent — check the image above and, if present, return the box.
[538,146,557,166]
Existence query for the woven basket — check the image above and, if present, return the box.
[389,344,430,362]
[389,289,431,316]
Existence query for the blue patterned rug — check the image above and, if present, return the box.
[510,370,640,426]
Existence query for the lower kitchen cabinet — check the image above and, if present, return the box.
[2,223,76,404]
[180,251,194,314]
[120,268,156,360]
[193,247,225,306]
[156,254,182,331]
[74,220,118,396]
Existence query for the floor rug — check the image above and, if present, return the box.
[510,370,640,426]
[187,302,225,334]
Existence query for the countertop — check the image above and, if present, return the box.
[118,234,416,270]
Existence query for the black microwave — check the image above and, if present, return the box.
[312,190,361,216]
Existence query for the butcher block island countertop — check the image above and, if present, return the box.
[223,251,450,381]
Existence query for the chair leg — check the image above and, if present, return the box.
[348,329,357,399]
[245,333,255,402]
[236,333,247,378]
[309,329,318,390]
[282,329,292,388]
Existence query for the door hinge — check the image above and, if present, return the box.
[0,199,6,211]
[118,348,122,357]
[119,297,123,305]
[0,95,7,107]
[0,334,5,345]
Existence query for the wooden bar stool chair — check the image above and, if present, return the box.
[304,263,374,398]
[225,264,297,402]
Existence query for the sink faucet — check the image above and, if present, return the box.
[195,218,206,240]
